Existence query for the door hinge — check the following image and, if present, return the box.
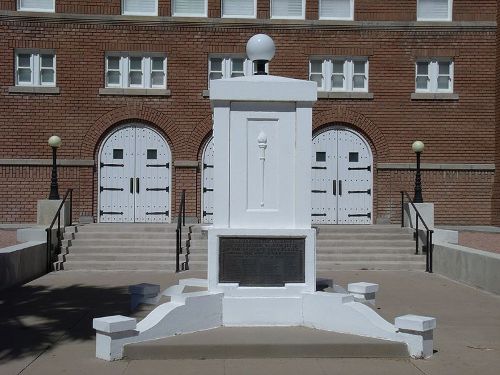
[348,189,371,195]
[100,186,124,192]
[146,187,170,192]
[146,163,169,168]
[203,211,213,216]
[311,213,327,217]
[348,165,371,171]
[203,163,214,169]
[348,213,371,218]
[312,190,327,193]
[100,210,123,216]
[203,187,214,192]
[146,211,169,216]
[312,166,327,170]
[100,162,124,168]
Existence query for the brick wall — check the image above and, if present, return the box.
[493,5,500,226]
[0,6,497,224]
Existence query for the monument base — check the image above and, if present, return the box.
[37,199,71,226]
[93,278,436,361]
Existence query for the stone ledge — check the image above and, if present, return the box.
[0,159,94,167]
[202,89,210,97]
[99,88,171,96]
[377,163,495,171]
[411,92,459,101]
[317,92,374,100]
[174,160,200,168]
[8,86,60,94]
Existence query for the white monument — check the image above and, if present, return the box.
[93,34,436,361]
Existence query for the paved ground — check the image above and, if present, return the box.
[0,229,18,248]
[459,231,500,254]
[1,269,499,375]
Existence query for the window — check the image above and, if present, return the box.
[105,54,167,89]
[208,56,256,86]
[415,59,453,93]
[17,0,55,12]
[222,0,256,18]
[319,0,353,20]
[16,51,56,87]
[122,0,158,16]
[271,0,304,19]
[417,0,452,21]
[172,0,207,17]
[309,58,368,92]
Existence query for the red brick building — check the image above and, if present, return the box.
[0,0,498,225]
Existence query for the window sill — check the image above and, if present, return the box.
[411,93,459,101]
[317,92,374,100]
[99,88,171,96]
[8,86,60,94]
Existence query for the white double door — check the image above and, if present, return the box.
[99,125,171,223]
[311,127,373,224]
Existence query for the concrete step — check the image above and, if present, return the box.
[123,327,408,360]
[68,245,176,254]
[315,247,415,254]
[62,260,207,271]
[77,224,180,233]
[315,233,412,240]
[69,232,183,240]
[317,254,424,261]
[316,260,425,271]
[315,225,408,234]
[63,238,178,247]
[64,253,173,262]
[316,239,415,248]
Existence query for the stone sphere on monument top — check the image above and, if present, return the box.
[246,34,275,62]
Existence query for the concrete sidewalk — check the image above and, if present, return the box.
[1,270,499,375]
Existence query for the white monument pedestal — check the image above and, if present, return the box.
[93,34,436,361]
[37,199,70,226]
[404,202,434,230]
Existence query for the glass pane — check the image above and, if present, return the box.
[353,75,365,89]
[231,72,244,78]
[209,72,223,80]
[332,75,344,88]
[416,76,428,90]
[310,73,322,87]
[310,60,322,73]
[18,54,31,68]
[349,152,359,163]
[113,149,123,159]
[41,69,54,84]
[438,62,450,75]
[210,58,222,72]
[152,58,164,71]
[316,152,326,162]
[353,61,365,74]
[232,59,244,72]
[107,56,120,70]
[130,57,142,70]
[437,76,450,90]
[417,62,428,75]
[151,71,165,86]
[130,71,143,85]
[147,149,157,160]
[107,71,120,85]
[41,55,54,68]
[332,61,344,74]
[18,68,31,83]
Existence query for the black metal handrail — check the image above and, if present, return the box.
[401,191,433,273]
[45,189,73,272]
[175,190,187,272]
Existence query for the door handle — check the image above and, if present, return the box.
[332,180,336,196]
[339,180,342,196]
[130,178,133,194]
[136,178,140,194]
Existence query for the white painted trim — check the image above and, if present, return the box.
[121,0,159,16]
[318,0,354,21]
[172,0,208,17]
[221,0,257,18]
[270,0,305,20]
[201,136,214,224]
[417,0,453,22]
[415,58,453,94]
[17,0,55,13]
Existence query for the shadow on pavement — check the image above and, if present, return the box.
[0,283,131,364]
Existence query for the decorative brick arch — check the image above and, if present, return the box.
[80,105,180,159]
[187,114,213,160]
[313,106,390,160]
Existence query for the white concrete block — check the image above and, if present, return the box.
[348,282,379,294]
[404,203,434,230]
[395,315,436,332]
[129,283,160,296]
[93,315,137,333]
[179,278,208,288]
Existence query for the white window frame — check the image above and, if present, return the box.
[172,0,208,17]
[310,57,368,92]
[105,53,167,89]
[270,0,305,20]
[15,50,56,87]
[121,0,158,16]
[17,0,55,12]
[319,0,354,21]
[417,0,452,22]
[221,0,257,19]
[415,59,453,93]
[208,56,254,87]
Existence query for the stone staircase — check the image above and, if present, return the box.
[187,224,425,271]
[57,223,192,271]
[57,223,424,272]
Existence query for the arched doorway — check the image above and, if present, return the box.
[201,137,215,224]
[311,125,373,224]
[98,124,172,223]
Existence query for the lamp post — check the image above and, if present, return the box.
[412,140,425,203]
[246,34,275,75]
[48,135,62,200]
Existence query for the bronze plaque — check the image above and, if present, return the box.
[219,237,305,287]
